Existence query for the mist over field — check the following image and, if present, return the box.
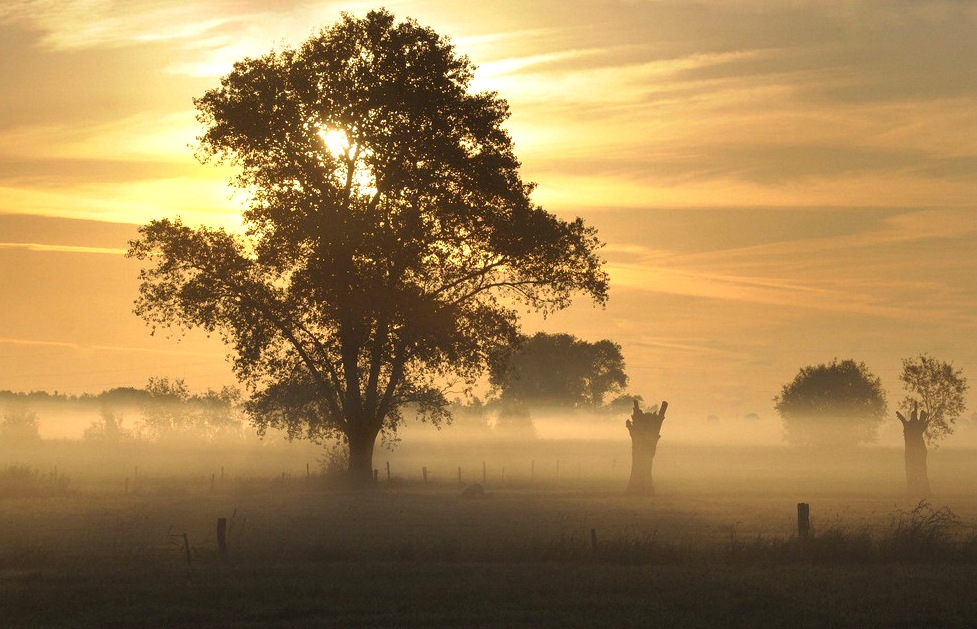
[4,391,975,493]
[3,388,977,627]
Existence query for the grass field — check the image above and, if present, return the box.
[2,441,976,627]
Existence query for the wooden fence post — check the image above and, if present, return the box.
[217,517,228,563]
[422,466,428,483]
[182,533,191,566]
[797,503,811,539]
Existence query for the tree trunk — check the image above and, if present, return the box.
[897,407,930,498]
[346,427,379,489]
[627,400,667,494]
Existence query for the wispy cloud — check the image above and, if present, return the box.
[0,242,127,255]
[603,208,977,325]
[0,336,223,358]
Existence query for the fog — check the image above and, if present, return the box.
[2,393,975,501]
[4,390,976,628]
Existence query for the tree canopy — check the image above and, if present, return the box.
[898,354,968,444]
[127,10,608,483]
[489,332,628,409]
[774,359,887,448]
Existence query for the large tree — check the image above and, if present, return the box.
[774,359,887,448]
[489,332,628,409]
[127,10,607,485]
[896,354,968,496]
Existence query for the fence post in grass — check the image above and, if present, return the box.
[306,463,310,479]
[182,533,192,566]
[797,503,811,539]
[386,461,391,482]
[422,466,428,484]
[373,469,379,483]
[217,517,228,563]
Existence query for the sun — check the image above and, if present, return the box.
[318,127,350,158]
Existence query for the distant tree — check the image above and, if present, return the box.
[489,333,627,409]
[606,393,643,415]
[138,378,244,442]
[0,402,41,445]
[97,387,152,408]
[896,354,968,496]
[195,387,247,441]
[140,377,195,441]
[127,10,607,487]
[82,405,134,444]
[775,359,886,448]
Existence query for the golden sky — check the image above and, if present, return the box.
[1,1,975,440]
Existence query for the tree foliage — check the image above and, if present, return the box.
[899,354,968,444]
[774,359,887,447]
[127,10,607,481]
[0,401,41,445]
[138,378,243,443]
[489,332,627,409]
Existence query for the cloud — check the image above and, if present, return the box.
[598,207,977,326]
[0,336,225,358]
[0,242,127,255]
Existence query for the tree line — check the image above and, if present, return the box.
[0,379,246,445]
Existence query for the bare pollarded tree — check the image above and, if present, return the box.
[626,399,667,494]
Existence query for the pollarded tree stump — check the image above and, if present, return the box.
[897,405,931,498]
[627,399,667,494]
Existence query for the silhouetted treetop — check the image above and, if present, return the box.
[899,353,968,444]
[490,332,628,409]
[775,359,886,448]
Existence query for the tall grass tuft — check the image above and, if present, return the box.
[0,464,71,498]
[880,501,969,562]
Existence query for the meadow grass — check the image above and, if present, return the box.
[1,443,975,627]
